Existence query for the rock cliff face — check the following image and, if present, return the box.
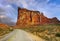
[16,8,60,26]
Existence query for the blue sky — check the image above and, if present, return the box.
[0,0,60,24]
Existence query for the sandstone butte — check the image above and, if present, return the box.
[0,7,60,28]
[15,7,60,28]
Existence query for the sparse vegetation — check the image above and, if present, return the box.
[55,33,60,37]
[0,27,13,36]
[0,24,60,41]
[21,24,60,41]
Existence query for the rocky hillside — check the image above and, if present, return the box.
[16,7,60,27]
[0,23,9,29]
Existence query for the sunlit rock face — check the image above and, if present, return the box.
[16,8,41,26]
[16,7,60,27]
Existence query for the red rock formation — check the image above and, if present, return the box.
[16,7,60,27]
[16,8,41,26]
[0,23,9,29]
[48,17,60,24]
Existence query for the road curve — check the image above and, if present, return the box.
[0,29,45,41]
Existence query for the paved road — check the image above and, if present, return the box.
[0,29,45,41]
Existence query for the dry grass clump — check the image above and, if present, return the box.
[21,24,60,41]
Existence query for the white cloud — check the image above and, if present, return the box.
[5,0,28,8]
[5,0,60,19]
[0,15,15,26]
[0,15,6,18]
[0,0,60,20]
[0,4,17,22]
[2,0,49,9]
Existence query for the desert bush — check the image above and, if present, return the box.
[21,24,60,41]
[55,33,60,37]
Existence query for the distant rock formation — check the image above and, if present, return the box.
[16,7,60,27]
[48,17,60,24]
[0,23,9,29]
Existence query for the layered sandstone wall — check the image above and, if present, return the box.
[16,8,60,26]
[16,8,41,26]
